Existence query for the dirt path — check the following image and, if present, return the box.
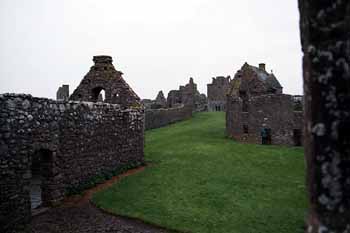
[30,167,170,233]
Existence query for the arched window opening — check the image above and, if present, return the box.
[30,149,53,210]
[91,87,106,102]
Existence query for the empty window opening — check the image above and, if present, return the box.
[30,149,53,210]
[91,87,106,102]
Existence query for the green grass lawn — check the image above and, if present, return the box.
[92,112,307,233]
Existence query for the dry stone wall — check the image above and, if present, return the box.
[0,93,144,232]
[145,105,192,130]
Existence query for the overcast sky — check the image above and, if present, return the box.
[0,0,302,99]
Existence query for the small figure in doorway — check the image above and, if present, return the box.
[261,127,268,145]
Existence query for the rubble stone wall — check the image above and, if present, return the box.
[299,0,350,231]
[226,94,303,146]
[0,93,144,232]
[145,105,192,130]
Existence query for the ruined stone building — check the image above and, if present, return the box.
[70,56,141,108]
[207,76,231,111]
[0,56,144,232]
[226,62,303,146]
[140,78,206,130]
[140,88,193,130]
[154,90,167,108]
[167,77,207,112]
[143,90,167,110]
[56,85,69,101]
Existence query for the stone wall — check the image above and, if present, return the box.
[299,0,350,231]
[145,105,192,130]
[0,93,144,232]
[226,94,303,146]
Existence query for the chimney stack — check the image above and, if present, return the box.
[93,55,113,64]
[259,63,266,71]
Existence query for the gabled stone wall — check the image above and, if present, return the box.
[0,93,144,232]
[69,56,141,108]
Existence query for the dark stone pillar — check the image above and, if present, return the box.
[298,1,350,232]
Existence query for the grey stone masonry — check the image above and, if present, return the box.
[0,55,145,233]
[70,55,141,108]
[226,62,303,146]
[207,76,231,112]
[56,85,69,101]
[145,104,192,130]
[0,94,144,233]
[299,0,350,232]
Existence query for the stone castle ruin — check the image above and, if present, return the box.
[226,62,303,146]
[56,85,69,101]
[142,90,167,110]
[167,77,207,112]
[207,76,231,111]
[0,56,145,232]
[142,78,207,130]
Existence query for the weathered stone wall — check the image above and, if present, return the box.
[145,105,192,130]
[0,93,144,232]
[56,85,69,101]
[299,1,350,232]
[226,94,303,146]
[226,96,243,138]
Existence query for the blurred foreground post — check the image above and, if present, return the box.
[299,1,350,232]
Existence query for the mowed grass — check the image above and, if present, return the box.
[92,112,307,233]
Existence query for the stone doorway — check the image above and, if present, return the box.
[30,149,53,210]
[261,128,272,145]
[293,129,302,146]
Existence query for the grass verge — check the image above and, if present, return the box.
[93,112,306,233]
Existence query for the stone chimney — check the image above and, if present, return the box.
[93,55,113,64]
[259,63,266,71]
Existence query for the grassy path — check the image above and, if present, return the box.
[93,112,306,233]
